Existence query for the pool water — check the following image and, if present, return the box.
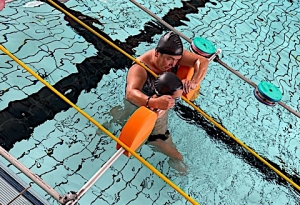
[0,0,299,204]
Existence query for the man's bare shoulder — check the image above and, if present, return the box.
[137,49,154,62]
[129,49,154,73]
[128,63,147,78]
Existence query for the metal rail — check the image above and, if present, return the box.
[0,146,65,204]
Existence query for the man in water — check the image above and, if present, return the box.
[102,72,187,173]
[125,31,209,173]
[126,31,209,108]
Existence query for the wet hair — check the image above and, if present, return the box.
[155,72,183,96]
[156,31,183,56]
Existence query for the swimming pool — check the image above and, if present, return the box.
[0,0,299,204]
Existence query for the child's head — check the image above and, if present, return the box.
[155,72,183,100]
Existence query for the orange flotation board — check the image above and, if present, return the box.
[176,66,200,101]
[116,106,157,157]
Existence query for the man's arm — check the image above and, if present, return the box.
[126,64,175,110]
[178,49,209,93]
[179,49,209,84]
[125,64,149,107]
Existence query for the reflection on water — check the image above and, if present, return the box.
[0,0,299,204]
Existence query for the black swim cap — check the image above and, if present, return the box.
[156,32,183,56]
[155,72,183,96]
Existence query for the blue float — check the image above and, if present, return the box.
[254,81,282,106]
[190,37,216,58]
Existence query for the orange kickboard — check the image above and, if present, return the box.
[116,106,157,157]
[176,66,200,101]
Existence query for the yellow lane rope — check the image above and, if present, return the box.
[0,44,199,205]
[46,0,300,192]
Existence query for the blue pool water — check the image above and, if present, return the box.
[0,0,299,204]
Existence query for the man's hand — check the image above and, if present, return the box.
[151,95,175,110]
[182,79,198,94]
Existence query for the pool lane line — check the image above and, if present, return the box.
[0,45,199,205]
[45,0,300,193]
[129,0,300,119]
